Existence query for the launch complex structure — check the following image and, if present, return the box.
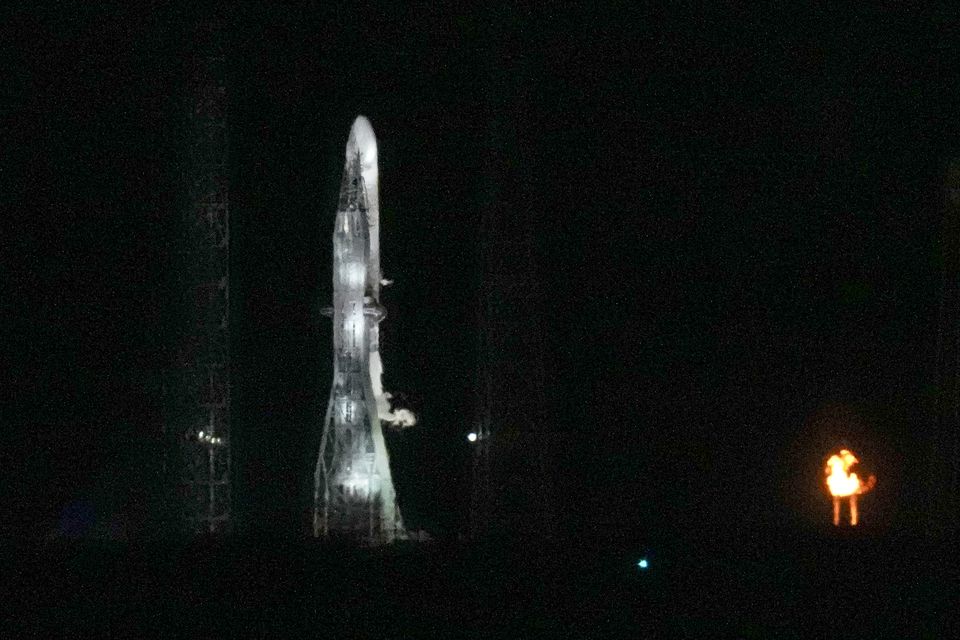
[313,117,405,545]
[468,30,556,547]
[929,159,960,537]
[163,19,542,542]
[167,17,232,535]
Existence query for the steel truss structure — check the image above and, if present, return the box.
[168,18,231,535]
[469,34,555,545]
[928,160,960,537]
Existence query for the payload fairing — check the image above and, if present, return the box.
[313,117,405,544]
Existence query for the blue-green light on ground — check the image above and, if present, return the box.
[637,558,649,570]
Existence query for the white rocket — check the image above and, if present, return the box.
[313,116,406,543]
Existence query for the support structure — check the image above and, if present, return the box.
[167,18,231,535]
[928,159,960,537]
[468,30,555,546]
[314,117,404,545]
[470,211,555,545]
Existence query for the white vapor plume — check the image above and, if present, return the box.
[383,405,417,428]
[378,392,417,429]
[370,350,417,429]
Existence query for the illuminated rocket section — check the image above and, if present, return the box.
[314,117,405,544]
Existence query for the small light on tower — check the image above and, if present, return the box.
[825,448,876,526]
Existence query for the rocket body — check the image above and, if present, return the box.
[314,117,404,543]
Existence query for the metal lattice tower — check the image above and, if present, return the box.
[471,215,555,545]
[928,159,960,537]
[168,18,231,535]
[469,32,556,546]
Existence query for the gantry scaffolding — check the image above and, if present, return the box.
[471,226,555,545]
[469,31,556,547]
[928,159,960,537]
[166,17,231,535]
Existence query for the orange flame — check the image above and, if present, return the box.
[825,449,875,526]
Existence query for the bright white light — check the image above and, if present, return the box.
[198,431,205,439]
[337,261,365,290]
[467,432,478,443]
[637,558,649,570]
[341,470,378,497]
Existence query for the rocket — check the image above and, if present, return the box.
[314,117,405,543]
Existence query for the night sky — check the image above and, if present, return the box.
[5,4,959,547]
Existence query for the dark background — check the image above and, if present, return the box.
[4,3,958,552]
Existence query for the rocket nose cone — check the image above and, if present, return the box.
[350,115,374,139]
[346,115,378,164]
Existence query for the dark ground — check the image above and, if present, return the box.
[6,528,957,638]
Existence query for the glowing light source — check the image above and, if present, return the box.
[196,430,224,446]
[340,468,378,497]
[825,448,876,526]
[637,558,649,570]
[467,432,478,443]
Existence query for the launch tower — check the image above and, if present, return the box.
[469,32,556,546]
[166,17,232,535]
[928,159,960,536]
[314,117,404,544]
